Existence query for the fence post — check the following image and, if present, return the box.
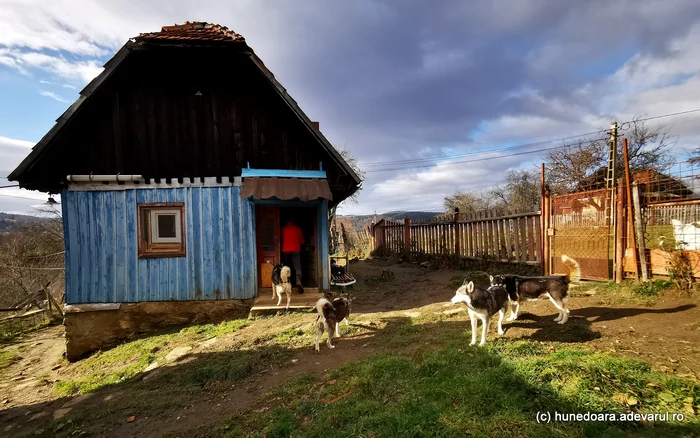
[542,189,551,275]
[632,182,649,281]
[623,138,639,280]
[615,180,626,283]
[454,210,461,257]
[404,217,411,254]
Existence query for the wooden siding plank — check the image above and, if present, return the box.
[535,214,542,263]
[126,190,139,302]
[103,192,116,302]
[519,217,528,262]
[115,191,128,302]
[514,216,521,262]
[527,216,536,262]
[202,189,214,298]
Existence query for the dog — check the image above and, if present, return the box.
[490,254,581,325]
[271,264,292,309]
[450,279,509,346]
[314,295,352,352]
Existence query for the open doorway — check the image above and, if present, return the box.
[279,207,318,289]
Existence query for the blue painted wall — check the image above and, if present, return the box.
[61,186,258,303]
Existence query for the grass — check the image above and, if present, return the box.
[569,281,667,306]
[219,323,700,438]
[0,350,19,370]
[54,318,250,396]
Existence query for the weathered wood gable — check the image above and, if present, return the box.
[11,30,359,205]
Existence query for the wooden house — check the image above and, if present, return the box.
[8,22,361,359]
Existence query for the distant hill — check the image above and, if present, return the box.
[0,212,49,233]
[337,210,443,230]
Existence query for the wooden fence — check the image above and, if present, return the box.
[373,211,542,265]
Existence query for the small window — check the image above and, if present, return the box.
[138,203,186,258]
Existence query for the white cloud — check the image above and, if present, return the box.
[39,90,70,103]
[0,136,56,216]
[0,48,103,82]
[62,83,77,89]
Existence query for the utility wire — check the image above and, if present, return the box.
[361,129,607,167]
[0,184,19,189]
[366,137,604,173]
[361,108,700,169]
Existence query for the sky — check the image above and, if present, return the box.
[2,1,700,217]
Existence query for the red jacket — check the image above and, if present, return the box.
[282,223,305,252]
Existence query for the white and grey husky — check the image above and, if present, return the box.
[450,279,509,346]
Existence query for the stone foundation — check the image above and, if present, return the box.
[63,300,253,361]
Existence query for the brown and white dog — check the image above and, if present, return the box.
[271,264,292,310]
[314,295,352,352]
[490,254,581,324]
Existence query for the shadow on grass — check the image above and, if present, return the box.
[218,318,700,438]
[499,303,696,343]
[2,316,699,438]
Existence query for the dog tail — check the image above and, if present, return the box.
[316,298,335,319]
[561,255,581,283]
[280,266,291,283]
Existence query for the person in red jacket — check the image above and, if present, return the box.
[281,218,305,293]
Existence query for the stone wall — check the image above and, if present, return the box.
[63,300,252,361]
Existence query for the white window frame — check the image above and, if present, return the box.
[150,209,182,244]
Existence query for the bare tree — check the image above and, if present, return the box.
[0,209,64,310]
[546,116,674,193]
[490,169,541,213]
[338,147,366,205]
[443,191,495,215]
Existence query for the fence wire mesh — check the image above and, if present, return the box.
[550,188,613,280]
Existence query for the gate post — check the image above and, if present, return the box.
[615,179,626,283]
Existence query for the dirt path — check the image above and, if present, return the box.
[1,260,699,437]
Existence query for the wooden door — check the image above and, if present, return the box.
[256,206,280,288]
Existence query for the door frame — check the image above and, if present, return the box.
[255,205,280,288]
[252,199,328,294]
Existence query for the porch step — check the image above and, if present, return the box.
[249,291,325,317]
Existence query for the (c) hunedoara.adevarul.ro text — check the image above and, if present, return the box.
[536,411,686,423]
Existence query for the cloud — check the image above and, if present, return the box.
[2,1,700,217]
[62,83,77,89]
[0,136,35,178]
[0,48,103,82]
[39,90,70,103]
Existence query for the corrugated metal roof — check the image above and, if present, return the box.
[240,177,333,201]
[134,21,245,44]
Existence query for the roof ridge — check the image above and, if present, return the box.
[134,21,245,43]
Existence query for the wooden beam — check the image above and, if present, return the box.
[615,181,626,283]
[632,182,649,281]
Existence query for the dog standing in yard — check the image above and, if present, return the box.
[314,295,352,352]
[490,254,581,325]
[271,264,292,309]
[450,279,509,346]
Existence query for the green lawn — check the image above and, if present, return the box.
[218,321,699,438]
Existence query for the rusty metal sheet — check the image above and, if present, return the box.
[240,177,333,202]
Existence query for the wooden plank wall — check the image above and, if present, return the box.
[373,212,541,265]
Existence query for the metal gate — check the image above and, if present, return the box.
[549,188,614,280]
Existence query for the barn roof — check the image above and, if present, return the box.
[134,21,246,43]
[9,22,361,198]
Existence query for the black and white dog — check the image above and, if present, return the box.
[450,279,509,346]
[314,295,352,352]
[490,254,581,325]
[271,264,292,309]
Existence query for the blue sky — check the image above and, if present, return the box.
[2,0,700,216]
